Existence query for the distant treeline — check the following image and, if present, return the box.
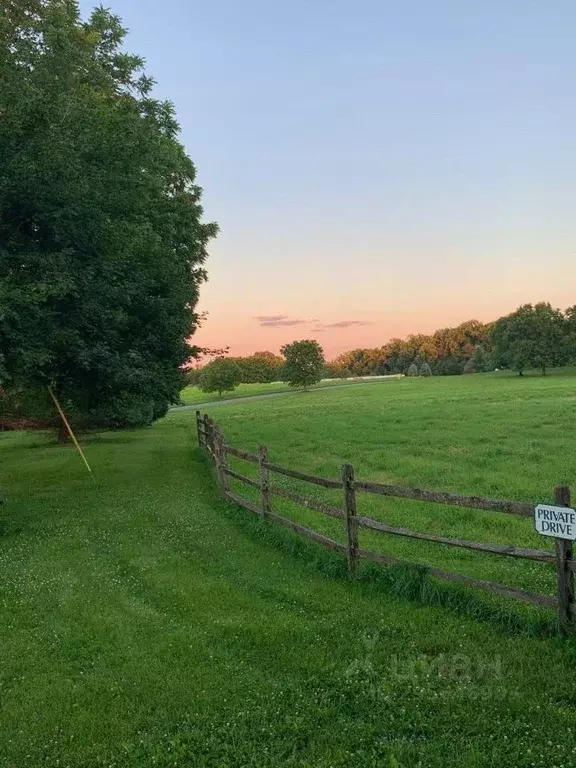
[331,303,575,378]
[186,302,576,385]
[186,351,285,385]
[328,318,491,378]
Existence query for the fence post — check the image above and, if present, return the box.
[219,429,229,492]
[554,485,574,634]
[195,410,202,446]
[214,426,227,491]
[259,446,270,518]
[203,415,212,459]
[210,420,217,465]
[342,463,358,576]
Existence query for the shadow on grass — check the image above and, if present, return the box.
[197,451,561,640]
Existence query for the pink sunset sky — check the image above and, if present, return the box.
[91,1,576,361]
[194,237,576,360]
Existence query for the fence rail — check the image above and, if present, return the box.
[354,480,534,517]
[195,411,574,633]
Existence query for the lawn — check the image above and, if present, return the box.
[1,371,576,766]
[178,376,393,405]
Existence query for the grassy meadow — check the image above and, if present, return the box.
[1,370,576,766]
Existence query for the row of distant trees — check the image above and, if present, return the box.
[193,342,324,397]
[326,303,576,378]
[186,351,285,388]
[189,302,576,397]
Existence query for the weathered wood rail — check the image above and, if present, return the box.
[196,411,574,633]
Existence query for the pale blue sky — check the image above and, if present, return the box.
[81,0,576,356]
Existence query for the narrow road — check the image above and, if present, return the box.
[171,377,399,411]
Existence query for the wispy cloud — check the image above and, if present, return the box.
[260,319,307,327]
[253,314,289,323]
[320,320,373,329]
[253,314,309,327]
[253,316,372,330]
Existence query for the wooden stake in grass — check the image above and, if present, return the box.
[47,387,93,478]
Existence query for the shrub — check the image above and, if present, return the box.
[419,362,432,377]
[407,363,419,377]
[434,357,463,376]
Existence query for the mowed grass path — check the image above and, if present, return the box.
[0,376,575,766]
[202,370,576,603]
[178,376,392,405]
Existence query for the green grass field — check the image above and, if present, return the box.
[1,370,576,767]
[178,376,390,405]
[205,369,576,602]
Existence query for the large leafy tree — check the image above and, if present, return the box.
[0,1,217,428]
[491,303,568,376]
[281,340,325,389]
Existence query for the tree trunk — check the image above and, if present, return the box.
[541,365,546,376]
[57,422,70,443]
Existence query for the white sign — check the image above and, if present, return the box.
[534,504,576,540]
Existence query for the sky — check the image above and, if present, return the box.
[81,0,576,359]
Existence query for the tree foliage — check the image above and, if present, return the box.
[324,361,350,379]
[198,358,241,397]
[563,306,576,363]
[491,303,568,376]
[0,1,217,429]
[232,351,284,383]
[406,363,419,377]
[473,345,492,373]
[280,340,325,389]
[183,368,202,387]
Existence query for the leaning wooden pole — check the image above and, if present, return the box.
[47,387,93,478]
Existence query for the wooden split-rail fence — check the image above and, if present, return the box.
[196,411,575,633]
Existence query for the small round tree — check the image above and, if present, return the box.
[198,358,242,397]
[407,363,419,377]
[419,362,432,377]
[280,340,325,389]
